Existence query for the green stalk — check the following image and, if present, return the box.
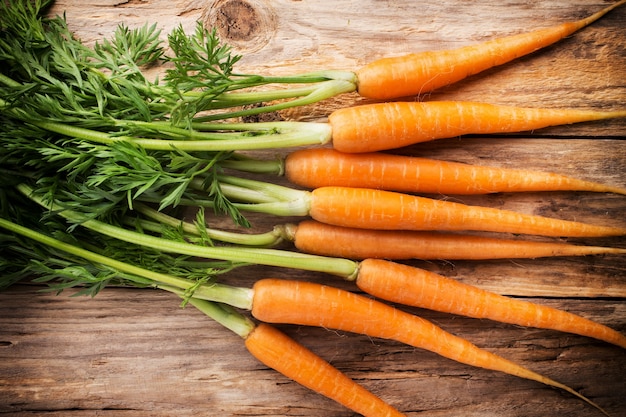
[214,183,284,204]
[220,154,285,175]
[192,79,356,121]
[197,75,355,104]
[143,195,311,218]
[28,119,332,151]
[138,173,313,216]
[126,216,286,247]
[187,298,256,339]
[200,175,314,216]
[167,289,255,338]
[0,216,254,309]
[18,184,359,279]
[215,175,305,202]
[0,73,21,88]
[134,203,286,247]
[236,69,357,85]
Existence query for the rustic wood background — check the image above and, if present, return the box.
[1,0,625,416]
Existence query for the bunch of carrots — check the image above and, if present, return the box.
[1,0,625,416]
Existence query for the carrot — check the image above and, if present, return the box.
[308,186,626,237]
[355,0,626,99]
[169,295,408,417]
[191,297,407,417]
[328,101,626,153]
[244,322,406,417]
[288,220,626,260]
[250,278,609,415]
[355,259,626,349]
[284,148,626,195]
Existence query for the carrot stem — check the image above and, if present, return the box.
[26,118,332,151]
[183,297,256,338]
[193,78,356,122]
[133,203,286,247]
[221,153,284,175]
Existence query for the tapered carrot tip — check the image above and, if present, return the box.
[244,323,407,417]
[355,0,626,99]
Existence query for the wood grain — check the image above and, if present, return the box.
[2,1,625,416]
[1,285,625,417]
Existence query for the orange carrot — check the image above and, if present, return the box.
[288,220,626,260]
[328,101,626,153]
[184,297,406,417]
[308,186,626,237]
[355,0,626,99]
[284,148,626,195]
[250,278,608,415]
[244,323,406,417]
[355,258,626,349]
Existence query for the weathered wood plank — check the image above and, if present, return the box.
[2,1,625,416]
[1,285,625,416]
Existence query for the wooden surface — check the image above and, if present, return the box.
[1,1,626,416]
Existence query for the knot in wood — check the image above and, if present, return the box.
[204,0,276,52]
